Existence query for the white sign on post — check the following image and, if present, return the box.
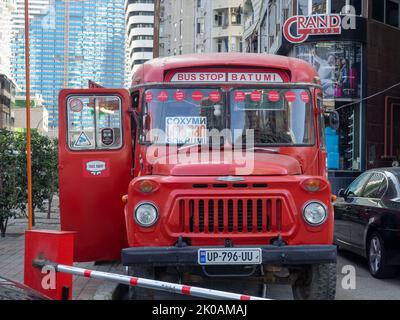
[165,117,208,145]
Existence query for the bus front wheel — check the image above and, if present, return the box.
[292,263,336,300]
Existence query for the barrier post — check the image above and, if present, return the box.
[24,230,75,300]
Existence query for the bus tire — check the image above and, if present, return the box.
[292,263,336,300]
[127,265,155,300]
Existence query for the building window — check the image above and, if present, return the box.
[373,0,385,22]
[217,39,223,52]
[297,0,361,16]
[215,11,223,27]
[348,0,362,15]
[387,0,400,27]
[298,0,309,15]
[231,7,242,25]
[331,0,346,13]
[312,0,327,14]
[373,0,400,27]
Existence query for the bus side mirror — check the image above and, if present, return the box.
[338,189,346,198]
[325,110,340,130]
[129,108,140,126]
[143,114,151,131]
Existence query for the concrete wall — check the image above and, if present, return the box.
[12,107,50,136]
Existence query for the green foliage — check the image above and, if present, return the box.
[0,129,58,236]
[0,129,22,237]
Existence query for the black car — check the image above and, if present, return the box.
[0,277,48,300]
[334,168,400,279]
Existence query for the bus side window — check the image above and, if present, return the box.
[131,92,140,168]
[317,97,327,150]
[67,96,123,151]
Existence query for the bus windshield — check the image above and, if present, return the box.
[230,89,315,146]
[141,88,226,145]
[141,87,315,147]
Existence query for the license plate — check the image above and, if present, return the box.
[198,248,262,265]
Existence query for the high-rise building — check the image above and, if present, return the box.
[11,0,51,33]
[159,0,244,57]
[0,0,17,129]
[11,0,125,128]
[125,0,155,87]
[242,0,263,53]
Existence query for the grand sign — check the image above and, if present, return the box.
[283,14,342,44]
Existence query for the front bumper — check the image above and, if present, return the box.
[122,245,337,267]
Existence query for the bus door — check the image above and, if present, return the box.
[58,89,133,262]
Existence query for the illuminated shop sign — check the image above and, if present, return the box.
[283,14,342,44]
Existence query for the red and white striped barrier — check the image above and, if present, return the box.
[52,263,268,300]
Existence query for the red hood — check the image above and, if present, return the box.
[151,151,302,176]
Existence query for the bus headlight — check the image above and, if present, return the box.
[302,201,328,226]
[134,202,159,228]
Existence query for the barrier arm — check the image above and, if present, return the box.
[24,230,268,301]
[32,259,267,301]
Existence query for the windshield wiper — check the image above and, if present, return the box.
[246,147,280,154]
[177,144,202,152]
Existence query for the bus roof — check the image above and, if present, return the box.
[131,53,319,86]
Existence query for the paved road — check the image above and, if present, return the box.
[265,250,400,300]
[335,250,400,300]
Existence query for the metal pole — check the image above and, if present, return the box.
[153,0,161,58]
[24,0,33,230]
[39,262,268,300]
[63,0,70,87]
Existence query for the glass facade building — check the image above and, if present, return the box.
[11,0,125,128]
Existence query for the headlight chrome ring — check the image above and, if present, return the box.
[302,201,328,227]
[134,202,159,228]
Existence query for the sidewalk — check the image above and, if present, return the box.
[0,197,123,300]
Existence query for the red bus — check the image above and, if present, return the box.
[59,53,338,300]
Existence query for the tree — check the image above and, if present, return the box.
[38,136,58,219]
[0,129,21,237]
[0,129,58,235]
[14,131,59,225]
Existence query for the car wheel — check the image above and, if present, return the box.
[367,233,396,279]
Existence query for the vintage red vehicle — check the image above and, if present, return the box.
[58,53,338,300]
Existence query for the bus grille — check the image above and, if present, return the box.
[179,198,283,234]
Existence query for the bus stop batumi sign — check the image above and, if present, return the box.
[170,72,284,83]
[283,14,342,44]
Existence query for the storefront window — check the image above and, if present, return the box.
[292,42,363,172]
[294,42,362,100]
[336,103,361,171]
